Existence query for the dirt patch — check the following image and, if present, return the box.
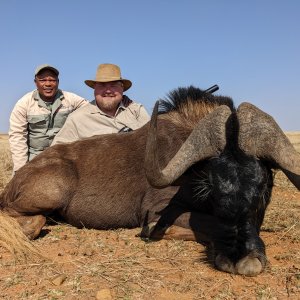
[0,136,299,299]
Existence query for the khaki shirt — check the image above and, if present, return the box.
[9,90,87,171]
[52,99,150,145]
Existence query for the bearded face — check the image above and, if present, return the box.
[94,81,124,116]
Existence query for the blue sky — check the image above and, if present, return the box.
[0,0,299,133]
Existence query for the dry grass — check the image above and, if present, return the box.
[0,135,44,262]
[0,212,44,262]
[0,134,12,191]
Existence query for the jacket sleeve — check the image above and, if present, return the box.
[51,115,79,146]
[8,99,29,172]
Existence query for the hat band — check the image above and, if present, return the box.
[96,76,122,81]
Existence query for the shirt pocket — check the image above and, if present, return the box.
[54,109,72,129]
[27,114,49,135]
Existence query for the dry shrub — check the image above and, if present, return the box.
[0,212,44,262]
[0,136,43,261]
[0,136,13,191]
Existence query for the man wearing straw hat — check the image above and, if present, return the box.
[52,63,150,145]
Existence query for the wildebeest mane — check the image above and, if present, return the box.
[158,86,235,114]
[157,86,235,129]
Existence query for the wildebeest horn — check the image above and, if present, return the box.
[237,102,300,190]
[145,101,232,188]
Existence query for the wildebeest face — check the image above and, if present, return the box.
[191,153,273,224]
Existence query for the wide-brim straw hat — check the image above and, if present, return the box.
[85,63,132,91]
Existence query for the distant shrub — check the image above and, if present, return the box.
[0,137,13,192]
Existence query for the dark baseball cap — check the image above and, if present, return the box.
[35,64,59,76]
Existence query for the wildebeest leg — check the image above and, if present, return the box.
[141,222,198,241]
[140,202,219,243]
[140,187,220,242]
[1,159,78,239]
[3,209,47,240]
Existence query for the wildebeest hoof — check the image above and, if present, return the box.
[139,222,174,241]
[139,222,158,239]
[235,255,264,276]
[215,254,235,274]
[17,215,46,240]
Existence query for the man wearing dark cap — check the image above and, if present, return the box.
[52,63,150,145]
[9,64,88,172]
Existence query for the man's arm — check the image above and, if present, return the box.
[67,92,88,110]
[8,100,29,172]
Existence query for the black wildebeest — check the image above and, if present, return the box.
[1,86,299,276]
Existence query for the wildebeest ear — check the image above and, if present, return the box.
[144,101,231,188]
[237,102,300,190]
